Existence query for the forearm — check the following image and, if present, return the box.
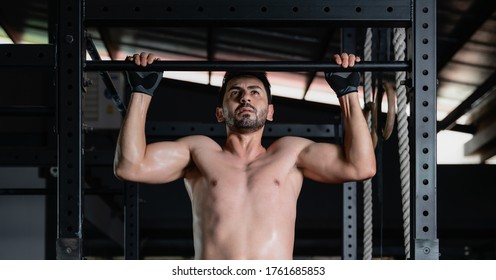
[339,92,376,179]
[114,93,152,178]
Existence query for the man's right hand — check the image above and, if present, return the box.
[325,53,361,98]
[125,52,163,96]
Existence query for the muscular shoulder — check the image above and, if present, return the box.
[177,135,222,151]
[269,136,314,154]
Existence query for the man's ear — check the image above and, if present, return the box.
[266,104,274,121]
[215,107,225,122]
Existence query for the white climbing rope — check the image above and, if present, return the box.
[393,27,411,259]
[362,27,374,260]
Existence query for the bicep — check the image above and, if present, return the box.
[137,140,192,184]
[297,141,349,183]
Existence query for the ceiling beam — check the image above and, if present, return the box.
[97,27,119,60]
[464,120,496,161]
[206,27,216,84]
[437,0,496,71]
[0,10,22,43]
[437,70,496,132]
[302,28,337,99]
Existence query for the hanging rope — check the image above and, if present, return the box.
[393,27,411,259]
[362,27,374,260]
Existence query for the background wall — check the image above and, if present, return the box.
[0,168,46,259]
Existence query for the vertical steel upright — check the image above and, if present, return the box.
[341,28,358,260]
[56,0,85,259]
[342,182,357,259]
[125,182,140,259]
[408,0,439,260]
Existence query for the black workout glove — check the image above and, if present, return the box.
[125,70,163,97]
[325,72,361,97]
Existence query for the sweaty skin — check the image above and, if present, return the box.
[114,52,375,259]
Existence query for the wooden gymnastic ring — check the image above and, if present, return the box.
[382,82,397,140]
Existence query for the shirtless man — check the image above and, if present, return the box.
[114,52,376,260]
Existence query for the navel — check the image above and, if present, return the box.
[274,179,281,187]
[211,179,218,187]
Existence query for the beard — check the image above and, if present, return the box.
[224,104,268,133]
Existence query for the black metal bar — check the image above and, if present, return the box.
[56,0,84,260]
[0,188,122,195]
[0,44,55,67]
[85,34,127,116]
[85,60,410,72]
[0,188,54,195]
[45,169,57,259]
[146,122,339,138]
[84,0,412,27]
[0,106,55,116]
[125,182,140,260]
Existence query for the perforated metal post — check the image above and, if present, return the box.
[342,182,357,259]
[341,28,358,260]
[125,182,140,260]
[408,0,439,260]
[56,0,85,260]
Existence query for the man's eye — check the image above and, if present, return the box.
[251,91,260,95]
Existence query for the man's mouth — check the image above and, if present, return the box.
[239,108,253,113]
[236,105,255,114]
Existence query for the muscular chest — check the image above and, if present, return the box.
[186,148,302,198]
[203,149,287,180]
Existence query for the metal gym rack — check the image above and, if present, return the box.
[0,0,438,260]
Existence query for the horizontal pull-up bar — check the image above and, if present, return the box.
[84,61,410,72]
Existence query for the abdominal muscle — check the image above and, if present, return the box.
[185,167,302,260]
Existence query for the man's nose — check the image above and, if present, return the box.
[239,92,251,103]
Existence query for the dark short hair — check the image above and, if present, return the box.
[218,71,272,106]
